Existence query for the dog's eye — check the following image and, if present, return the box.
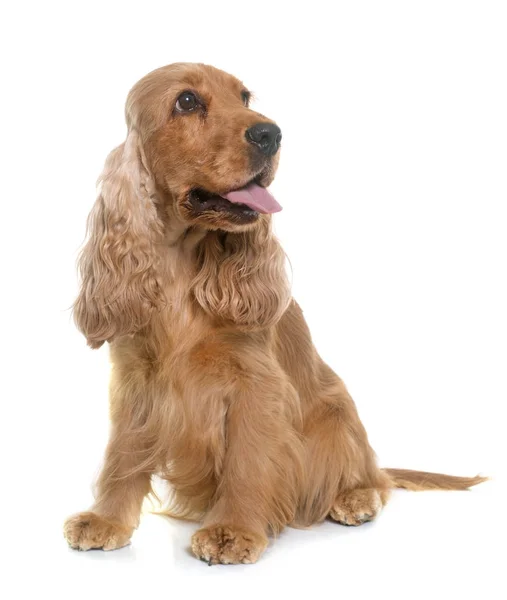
[176,91,199,112]
[241,90,251,107]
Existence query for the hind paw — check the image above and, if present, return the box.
[329,488,388,526]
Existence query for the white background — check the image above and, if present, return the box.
[1,1,505,598]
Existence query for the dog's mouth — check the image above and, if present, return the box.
[188,178,282,222]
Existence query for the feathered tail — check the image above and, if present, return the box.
[383,468,488,491]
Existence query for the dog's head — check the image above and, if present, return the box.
[129,63,282,232]
[74,64,288,348]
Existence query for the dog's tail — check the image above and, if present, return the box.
[383,468,488,491]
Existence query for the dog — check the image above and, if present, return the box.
[63,63,486,564]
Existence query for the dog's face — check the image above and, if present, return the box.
[133,63,282,232]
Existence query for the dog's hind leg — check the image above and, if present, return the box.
[296,364,391,527]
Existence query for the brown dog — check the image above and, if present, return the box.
[63,63,485,564]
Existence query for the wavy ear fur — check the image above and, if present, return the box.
[74,130,164,348]
[191,218,291,330]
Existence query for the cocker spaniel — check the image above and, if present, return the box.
[64,63,485,564]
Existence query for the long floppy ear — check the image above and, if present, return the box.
[74,130,164,348]
[191,217,291,330]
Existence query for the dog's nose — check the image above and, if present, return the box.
[245,123,282,156]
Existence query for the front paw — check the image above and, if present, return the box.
[191,525,268,565]
[63,511,133,551]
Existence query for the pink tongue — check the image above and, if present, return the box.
[221,183,282,214]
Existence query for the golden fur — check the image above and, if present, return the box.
[64,63,486,564]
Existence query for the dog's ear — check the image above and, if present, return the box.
[192,218,291,330]
[74,130,164,348]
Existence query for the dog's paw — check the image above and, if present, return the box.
[63,511,133,551]
[191,525,268,565]
[329,488,387,526]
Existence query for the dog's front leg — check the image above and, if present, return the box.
[64,375,157,552]
[190,362,303,565]
[64,426,153,550]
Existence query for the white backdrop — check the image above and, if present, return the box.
[1,1,505,599]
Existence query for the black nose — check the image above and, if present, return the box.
[245,123,282,156]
